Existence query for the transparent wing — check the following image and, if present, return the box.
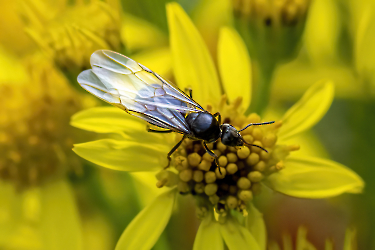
[77,50,205,133]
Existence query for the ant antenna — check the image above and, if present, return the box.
[238,121,275,132]
[248,144,268,153]
[242,138,269,153]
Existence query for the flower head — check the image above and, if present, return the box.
[0,54,94,190]
[72,3,364,249]
[21,0,122,70]
[231,0,311,61]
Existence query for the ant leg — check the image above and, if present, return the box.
[165,135,187,169]
[147,125,173,133]
[213,112,221,124]
[202,141,221,174]
[184,87,193,98]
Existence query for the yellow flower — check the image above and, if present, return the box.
[273,0,375,100]
[231,0,312,113]
[21,0,122,70]
[71,3,363,249]
[0,53,95,249]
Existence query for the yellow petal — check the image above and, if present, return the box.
[167,2,221,106]
[304,0,341,64]
[282,233,293,250]
[132,47,172,79]
[272,61,358,100]
[0,181,22,246]
[343,228,356,250]
[265,156,364,198]
[121,14,167,52]
[354,3,375,89]
[115,188,177,250]
[73,139,170,172]
[325,239,334,250]
[279,81,334,141]
[296,227,316,250]
[193,215,223,250]
[218,26,251,109]
[0,47,28,83]
[40,180,83,250]
[130,172,166,208]
[247,203,266,250]
[0,183,43,249]
[71,107,144,133]
[268,242,281,250]
[219,218,261,250]
[193,0,232,55]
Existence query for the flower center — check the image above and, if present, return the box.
[156,97,299,218]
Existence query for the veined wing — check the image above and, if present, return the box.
[78,50,205,133]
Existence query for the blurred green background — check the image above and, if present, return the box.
[0,0,374,249]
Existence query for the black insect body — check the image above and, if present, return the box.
[77,50,274,169]
[185,112,221,143]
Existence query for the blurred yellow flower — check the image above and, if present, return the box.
[0,1,35,55]
[0,55,95,188]
[231,0,311,113]
[272,0,375,100]
[71,3,363,250]
[0,51,96,249]
[21,0,122,70]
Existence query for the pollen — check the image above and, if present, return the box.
[158,98,300,220]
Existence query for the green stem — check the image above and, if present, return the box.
[246,62,275,115]
[234,19,276,116]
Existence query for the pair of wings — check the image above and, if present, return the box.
[77,50,205,134]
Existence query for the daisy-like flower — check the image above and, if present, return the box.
[71,3,364,249]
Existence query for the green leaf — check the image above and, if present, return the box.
[40,180,82,250]
[193,215,223,250]
[279,80,334,141]
[73,139,170,172]
[219,217,261,250]
[218,26,251,109]
[247,204,266,250]
[167,2,221,106]
[115,188,177,250]
[265,156,364,198]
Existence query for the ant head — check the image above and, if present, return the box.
[220,121,275,152]
[220,124,244,147]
